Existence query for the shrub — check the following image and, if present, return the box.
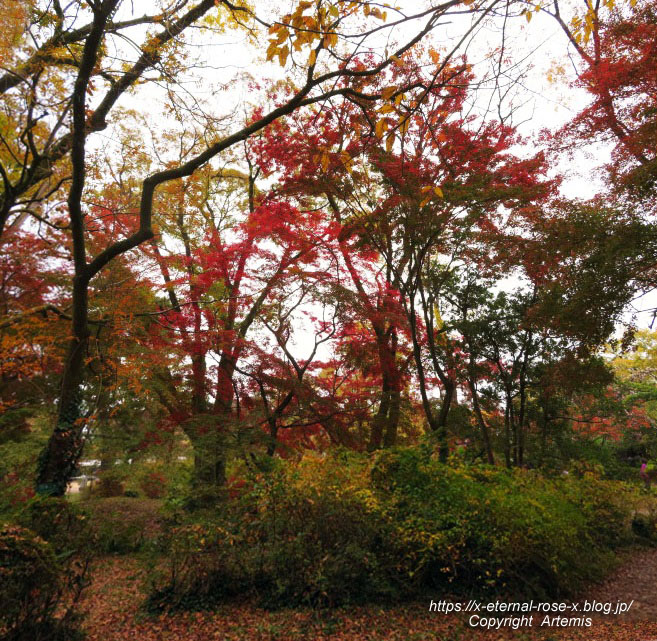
[146,522,247,612]
[84,497,164,554]
[17,496,94,555]
[374,448,633,597]
[139,471,167,499]
[149,448,636,611]
[149,453,403,609]
[0,525,85,641]
[240,472,403,607]
[10,498,93,638]
[631,495,657,543]
[93,468,126,498]
[0,412,45,517]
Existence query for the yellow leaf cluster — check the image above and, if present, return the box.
[363,5,387,20]
[265,1,394,68]
[419,184,444,207]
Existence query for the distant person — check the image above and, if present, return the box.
[640,459,656,490]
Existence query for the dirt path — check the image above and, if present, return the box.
[79,551,657,641]
[586,545,657,622]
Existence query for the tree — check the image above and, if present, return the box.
[254,52,553,459]
[127,147,338,487]
[0,0,507,495]
[503,198,657,350]
[547,0,657,198]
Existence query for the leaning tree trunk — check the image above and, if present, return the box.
[35,0,119,495]
[36,277,90,496]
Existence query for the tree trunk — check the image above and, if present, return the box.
[368,381,390,451]
[36,276,90,496]
[266,416,278,457]
[436,381,454,462]
[184,416,227,490]
[35,0,119,496]
[503,401,511,468]
[468,377,495,465]
[193,449,226,487]
[383,385,401,447]
[517,378,526,467]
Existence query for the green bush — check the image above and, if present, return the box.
[146,521,248,612]
[149,448,636,611]
[17,496,94,557]
[139,471,168,499]
[239,471,403,607]
[9,498,93,639]
[0,525,85,641]
[133,461,176,499]
[376,448,633,597]
[631,496,657,543]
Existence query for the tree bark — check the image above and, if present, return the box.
[368,382,390,451]
[468,377,495,465]
[384,384,401,447]
[36,276,90,495]
[184,416,227,489]
[36,1,118,495]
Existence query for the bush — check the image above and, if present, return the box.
[93,468,126,498]
[17,496,94,556]
[139,472,167,499]
[149,453,402,609]
[149,448,636,611]
[240,471,403,607]
[0,412,45,517]
[631,496,657,543]
[375,448,633,597]
[0,525,85,641]
[146,522,247,612]
[9,498,93,639]
[84,497,164,554]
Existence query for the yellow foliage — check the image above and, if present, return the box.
[202,0,258,39]
[0,0,31,66]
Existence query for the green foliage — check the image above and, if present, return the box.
[376,448,634,597]
[16,496,94,557]
[630,495,657,543]
[148,452,403,610]
[0,412,50,516]
[149,448,635,611]
[134,461,170,499]
[0,523,86,641]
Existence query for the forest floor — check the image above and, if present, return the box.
[81,546,657,641]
